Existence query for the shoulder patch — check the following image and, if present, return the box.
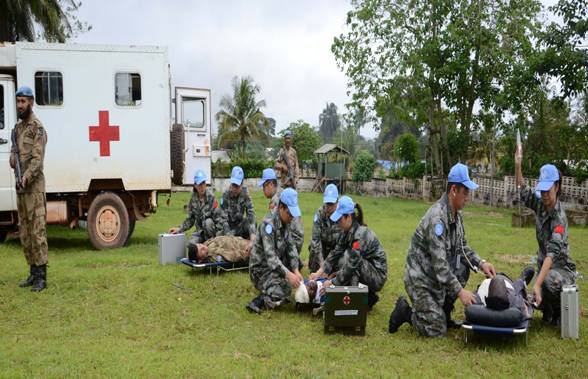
[265,224,273,234]
[434,223,444,237]
[554,225,565,235]
[213,199,218,209]
[352,240,360,250]
[314,213,319,223]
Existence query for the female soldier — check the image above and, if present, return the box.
[515,145,577,326]
[310,195,387,308]
[307,184,342,273]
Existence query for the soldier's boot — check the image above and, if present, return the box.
[368,291,379,310]
[31,264,47,292]
[388,296,412,333]
[541,303,553,324]
[521,266,535,285]
[18,266,35,288]
[246,295,265,314]
[443,302,462,329]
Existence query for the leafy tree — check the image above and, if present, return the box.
[216,76,269,159]
[319,102,341,143]
[0,0,90,42]
[352,150,376,182]
[393,133,419,163]
[280,120,322,163]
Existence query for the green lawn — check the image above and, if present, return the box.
[1,191,586,378]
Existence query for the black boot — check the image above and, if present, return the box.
[246,295,265,314]
[388,296,412,333]
[368,292,380,309]
[19,266,35,288]
[521,266,535,285]
[31,264,46,292]
[443,302,462,329]
[542,303,553,324]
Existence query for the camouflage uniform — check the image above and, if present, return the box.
[11,112,48,267]
[308,205,342,273]
[178,188,228,250]
[249,210,299,304]
[220,186,256,239]
[202,235,250,263]
[518,185,576,312]
[275,146,299,188]
[323,222,387,293]
[270,189,304,255]
[404,193,481,337]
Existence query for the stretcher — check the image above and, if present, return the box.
[462,303,530,346]
[462,320,530,346]
[179,257,249,275]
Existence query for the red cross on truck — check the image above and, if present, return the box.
[0,42,212,249]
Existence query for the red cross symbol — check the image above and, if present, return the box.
[89,110,119,157]
[343,295,351,305]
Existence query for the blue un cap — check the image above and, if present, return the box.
[230,166,244,186]
[330,195,355,222]
[16,86,34,98]
[193,170,207,185]
[323,184,339,204]
[279,188,301,217]
[258,168,277,187]
[447,163,478,190]
[536,164,559,192]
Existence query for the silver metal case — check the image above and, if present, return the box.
[561,284,579,339]
[158,233,186,265]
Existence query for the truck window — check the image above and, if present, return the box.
[35,71,64,106]
[182,98,204,129]
[115,73,142,106]
[0,84,4,129]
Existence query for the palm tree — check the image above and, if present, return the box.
[0,0,85,42]
[216,76,269,158]
[319,102,341,143]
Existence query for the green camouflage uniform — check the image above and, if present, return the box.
[178,188,228,249]
[249,210,299,304]
[518,185,576,311]
[275,146,299,188]
[11,112,48,266]
[220,186,256,239]
[308,205,342,273]
[404,193,481,337]
[323,222,387,293]
[202,235,250,263]
[270,189,304,255]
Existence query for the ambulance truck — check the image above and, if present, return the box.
[0,42,212,249]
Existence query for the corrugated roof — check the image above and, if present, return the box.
[314,144,349,155]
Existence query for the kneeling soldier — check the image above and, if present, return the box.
[247,188,303,314]
[220,166,256,241]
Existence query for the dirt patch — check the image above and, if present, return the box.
[497,254,532,264]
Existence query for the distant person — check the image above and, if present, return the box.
[310,195,387,309]
[220,166,256,241]
[247,188,303,314]
[515,144,577,326]
[388,163,496,336]
[274,130,299,189]
[10,86,49,292]
[169,170,229,257]
[308,184,342,273]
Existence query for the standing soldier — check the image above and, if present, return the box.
[388,163,496,336]
[10,87,49,292]
[274,130,299,189]
[169,170,228,258]
[247,188,304,314]
[307,184,342,273]
[220,166,256,241]
[259,167,304,261]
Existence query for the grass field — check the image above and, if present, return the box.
[1,191,587,378]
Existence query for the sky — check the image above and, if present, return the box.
[72,0,561,140]
[73,0,357,137]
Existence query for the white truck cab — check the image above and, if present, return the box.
[0,42,211,249]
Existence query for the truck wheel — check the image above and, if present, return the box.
[87,192,130,250]
[170,123,185,185]
[124,219,136,246]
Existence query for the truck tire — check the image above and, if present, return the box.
[124,218,136,247]
[87,192,130,250]
[170,123,185,185]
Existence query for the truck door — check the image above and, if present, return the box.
[0,78,17,212]
[174,87,212,185]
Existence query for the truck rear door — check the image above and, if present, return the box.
[0,77,16,211]
[174,87,212,185]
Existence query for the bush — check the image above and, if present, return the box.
[393,133,419,163]
[399,161,426,179]
[352,150,376,182]
[212,158,274,178]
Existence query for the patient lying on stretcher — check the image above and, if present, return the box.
[466,268,535,326]
[187,235,253,263]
